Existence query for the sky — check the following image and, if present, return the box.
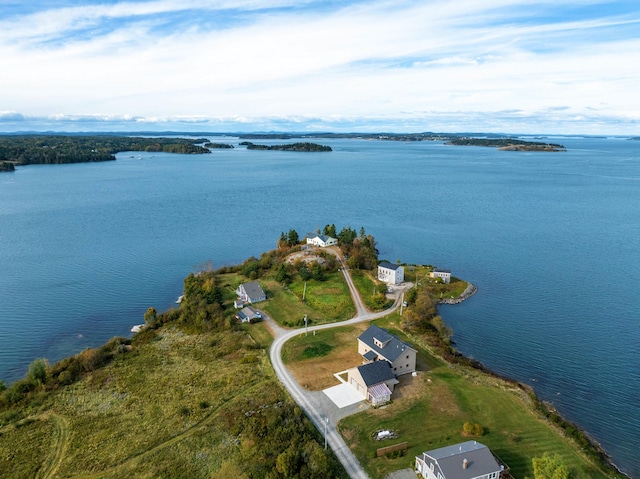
[0,0,639,134]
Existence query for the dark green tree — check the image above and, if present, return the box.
[323,224,337,237]
[275,264,289,283]
[287,229,299,246]
[313,263,325,281]
[299,266,312,281]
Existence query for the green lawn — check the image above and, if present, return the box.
[349,270,392,311]
[261,272,355,327]
[336,321,616,479]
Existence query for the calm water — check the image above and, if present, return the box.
[1,137,638,477]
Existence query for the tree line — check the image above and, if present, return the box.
[240,142,332,152]
[0,135,211,167]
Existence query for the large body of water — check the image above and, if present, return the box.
[1,136,638,477]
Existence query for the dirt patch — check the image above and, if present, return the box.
[286,324,368,390]
[392,373,428,403]
[285,251,326,265]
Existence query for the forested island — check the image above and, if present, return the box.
[445,138,566,151]
[239,141,332,152]
[0,135,211,169]
[204,142,234,149]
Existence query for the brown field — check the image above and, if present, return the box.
[285,324,368,390]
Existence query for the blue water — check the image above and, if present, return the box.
[0,137,638,477]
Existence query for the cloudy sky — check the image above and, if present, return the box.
[1,0,638,133]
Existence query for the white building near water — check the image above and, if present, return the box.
[430,268,451,284]
[377,261,404,285]
[306,234,338,247]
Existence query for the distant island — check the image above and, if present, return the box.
[445,138,566,151]
[0,135,211,170]
[239,141,332,152]
[204,142,234,149]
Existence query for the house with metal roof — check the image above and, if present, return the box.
[415,441,505,479]
[358,324,417,375]
[235,306,262,324]
[306,234,338,247]
[378,261,405,285]
[235,281,266,304]
[346,360,398,406]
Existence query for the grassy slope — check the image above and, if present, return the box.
[0,327,344,478]
[283,316,617,479]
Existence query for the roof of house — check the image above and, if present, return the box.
[363,350,378,361]
[240,281,265,299]
[378,261,402,271]
[417,441,501,479]
[357,360,395,387]
[310,234,336,243]
[358,324,415,363]
[432,268,451,274]
[240,306,260,317]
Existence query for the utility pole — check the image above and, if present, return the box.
[324,416,329,450]
[304,315,308,336]
[303,281,307,303]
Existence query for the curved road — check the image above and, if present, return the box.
[269,250,411,479]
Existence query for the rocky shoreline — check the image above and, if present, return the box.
[437,282,477,304]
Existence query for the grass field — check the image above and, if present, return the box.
[281,317,617,479]
[260,272,355,327]
[0,326,345,478]
[349,270,392,311]
[282,324,369,390]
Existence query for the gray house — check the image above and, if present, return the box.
[235,306,262,323]
[346,360,398,405]
[236,281,266,304]
[415,441,504,479]
[358,324,417,375]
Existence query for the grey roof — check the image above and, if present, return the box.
[378,261,402,271]
[363,350,378,361]
[357,360,395,387]
[418,441,501,479]
[241,281,265,301]
[358,325,415,363]
[433,268,451,274]
[240,306,260,317]
[311,234,336,243]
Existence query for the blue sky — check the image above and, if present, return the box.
[1,0,638,134]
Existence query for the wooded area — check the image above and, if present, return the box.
[0,135,210,167]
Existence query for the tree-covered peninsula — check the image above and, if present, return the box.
[240,141,332,152]
[0,135,211,169]
[446,137,566,151]
[0,161,15,172]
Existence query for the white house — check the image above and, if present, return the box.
[306,234,338,247]
[377,261,405,285]
[415,441,505,479]
[236,281,266,304]
[430,269,451,284]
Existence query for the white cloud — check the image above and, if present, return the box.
[0,0,638,133]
